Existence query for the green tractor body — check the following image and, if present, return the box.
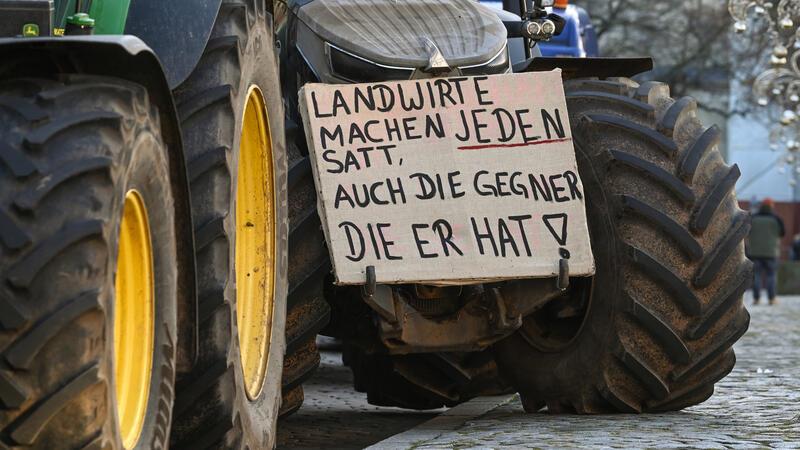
[2,0,221,87]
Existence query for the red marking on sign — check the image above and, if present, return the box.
[457,137,572,151]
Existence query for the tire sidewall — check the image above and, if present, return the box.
[107,108,178,449]
[227,10,289,448]
[494,129,622,407]
[494,79,748,412]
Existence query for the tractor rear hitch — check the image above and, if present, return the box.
[359,266,564,354]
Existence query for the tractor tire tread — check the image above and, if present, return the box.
[494,77,750,414]
[0,75,176,448]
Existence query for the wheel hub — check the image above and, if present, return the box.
[114,189,155,449]
[236,86,277,400]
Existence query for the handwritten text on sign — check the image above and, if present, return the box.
[299,70,594,284]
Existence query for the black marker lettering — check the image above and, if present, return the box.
[529,173,552,201]
[402,117,422,140]
[387,177,406,204]
[334,184,354,209]
[497,218,519,257]
[339,221,364,261]
[369,181,388,205]
[435,79,456,106]
[448,171,465,198]
[471,109,490,143]
[366,223,381,259]
[373,84,395,111]
[471,217,498,256]
[433,219,463,256]
[322,150,344,174]
[541,108,565,139]
[311,91,333,118]
[363,120,383,143]
[410,173,436,200]
[331,90,351,116]
[376,223,401,260]
[398,82,425,111]
[384,118,401,142]
[515,109,540,143]
[320,124,344,148]
[450,77,468,104]
[508,214,533,256]
[549,174,569,202]
[492,108,516,142]
[378,144,396,165]
[473,76,493,105]
[343,151,360,173]
[564,170,583,200]
[353,86,375,113]
[425,81,437,109]
[425,113,445,138]
[474,170,497,197]
[455,110,471,141]
[348,122,366,145]
[412,223,437,258]
[356,147,373,168]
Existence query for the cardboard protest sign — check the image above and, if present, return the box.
[299,70,594,285]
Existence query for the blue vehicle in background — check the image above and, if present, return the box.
[539,0,599,56]
[480,0,599,57]
[574,4,600,56]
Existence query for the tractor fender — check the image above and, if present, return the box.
[0,35,198,373]
[125,0,222,88]
[515,56,654,79]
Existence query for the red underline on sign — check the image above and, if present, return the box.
[457,137,573,151]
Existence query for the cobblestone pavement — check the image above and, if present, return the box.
[276,340,439,449]
[281,297,799,449]
[373,296,800,449]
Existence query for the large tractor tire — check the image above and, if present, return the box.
[277,141,331,416]
[169,1,289,448]
[343,345,509,410]
[333,285,509,410]
[278,152,331,416]
[0,75,178,448]
[494,78,751,413]
[277,90,334,415]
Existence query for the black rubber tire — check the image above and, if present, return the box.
[0,75,178,449]
[343,345,510,410]
[169,1,289,448]
[335,285,511,410]
[277,110,333,415]
[493,78,752,413]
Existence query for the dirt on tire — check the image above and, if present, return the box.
[344,345,510,410]
[0,75,178,448]
[493,77,751,413]
[169,1,289,448]
[278,71,335,420]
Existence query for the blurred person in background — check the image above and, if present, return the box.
[748,198,785,305]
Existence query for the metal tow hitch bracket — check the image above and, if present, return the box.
[359,267,565,354]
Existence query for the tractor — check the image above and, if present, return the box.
[278,0,751,417]
[0,0,750,449]
[0,0,307,448]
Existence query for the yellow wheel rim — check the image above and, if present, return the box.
[114,189,155,449]
[236,86,276,400]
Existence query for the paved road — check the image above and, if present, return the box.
[280,297,800,449]
[276,340,439,450]
[373,296,800,449]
